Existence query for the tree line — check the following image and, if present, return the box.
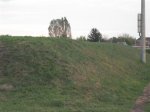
[77,28,136,46]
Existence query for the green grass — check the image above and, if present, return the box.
[144,103,150,112]
[0,36,150,112]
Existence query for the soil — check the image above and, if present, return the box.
[131,83,150,112]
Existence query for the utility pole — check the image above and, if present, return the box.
[141,0,146,63]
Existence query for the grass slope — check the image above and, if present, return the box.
[0,36,150,112]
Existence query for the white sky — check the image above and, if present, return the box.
[0,0,150,38]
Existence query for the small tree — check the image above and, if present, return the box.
[109,37,118,43]
[118,34,136,46]
[88,28,102,42]
[109,34,136,46]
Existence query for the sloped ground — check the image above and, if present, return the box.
[0,41,5,75]
[131,83,150,112]
[0,36,150,112]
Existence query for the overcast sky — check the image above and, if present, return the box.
[0,0,150,38]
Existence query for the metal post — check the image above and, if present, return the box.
[141,0,146,63]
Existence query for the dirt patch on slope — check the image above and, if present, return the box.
[130,83,150,112]
[0,84,14,91]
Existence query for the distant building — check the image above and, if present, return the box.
[135,37,150,48]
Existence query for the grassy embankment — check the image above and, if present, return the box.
[0,36,150,112]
